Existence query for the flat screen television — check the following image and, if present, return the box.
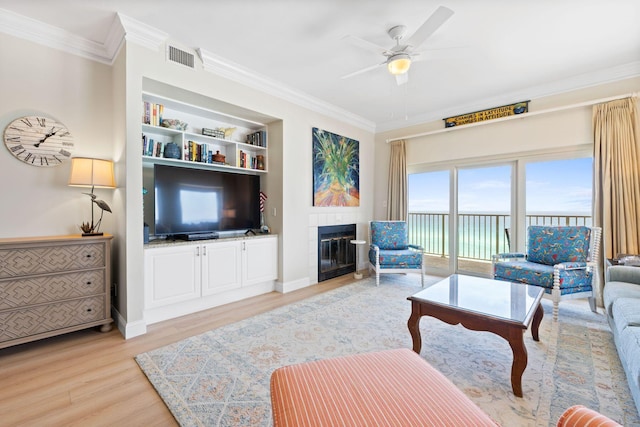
[154,164,260,238]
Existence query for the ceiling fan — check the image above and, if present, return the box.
[341,5,454,85]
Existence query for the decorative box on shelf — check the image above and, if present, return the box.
[202,128,225,139]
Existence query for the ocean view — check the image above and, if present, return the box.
[408,211,592,261]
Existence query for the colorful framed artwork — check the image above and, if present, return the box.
[312,127,359,207]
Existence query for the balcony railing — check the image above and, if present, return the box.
[408,212,592,261]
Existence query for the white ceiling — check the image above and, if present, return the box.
[1,0,639,132]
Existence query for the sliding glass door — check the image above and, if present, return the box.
[408,171,450,271]
[521,157,593,254]
[408,154,592,277]
[408,164,512,275]
[457,164,512,275]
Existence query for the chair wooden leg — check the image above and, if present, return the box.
[552,268,561,321]
[551,288,561,321]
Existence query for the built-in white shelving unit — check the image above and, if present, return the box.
[142,92,268,173]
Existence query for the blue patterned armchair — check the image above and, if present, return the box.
[492,225,602,320]
[368,221,424,287]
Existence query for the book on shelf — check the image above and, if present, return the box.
[239,150,259,169]
[246,130,267,147]
[142,134,167,158]
[142,101,164,126]
[182,140,223,165]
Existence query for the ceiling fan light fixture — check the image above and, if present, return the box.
[387,54,411,75]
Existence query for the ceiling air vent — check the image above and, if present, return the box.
[167,45,195,69]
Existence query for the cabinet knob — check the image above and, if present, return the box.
[86,308,93,313]
[86,281,92,285]
[85,254,92,258]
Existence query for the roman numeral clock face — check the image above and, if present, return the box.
[3,115,74,167]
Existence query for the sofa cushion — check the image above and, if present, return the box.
[618,326,640,394]
[604,281,640,313]
[611,298,640,334]
[527,226,591,265]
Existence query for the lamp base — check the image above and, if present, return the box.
[82,232,104,237]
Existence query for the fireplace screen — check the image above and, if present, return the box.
[318,224,356,282]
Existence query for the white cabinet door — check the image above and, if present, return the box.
[144,244,200,308]
[201,240,242,296]
[242,237,278,286]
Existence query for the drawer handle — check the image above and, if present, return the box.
[86,281,92,285]
[86,308,93,313]
[85,254,92,258]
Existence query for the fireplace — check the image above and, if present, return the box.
[318,224,356,282]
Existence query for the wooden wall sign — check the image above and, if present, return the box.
[444,101,529,128]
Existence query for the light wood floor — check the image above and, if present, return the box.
[0,275,356,426]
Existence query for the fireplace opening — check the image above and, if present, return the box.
[318,224,356,282]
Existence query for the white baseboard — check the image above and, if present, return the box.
[115,276,317,337]
[143,281,276,325]
[276,277,312,293]
[112,307,147,339]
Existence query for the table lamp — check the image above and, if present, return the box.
[68,157,116,236]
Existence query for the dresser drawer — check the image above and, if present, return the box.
[0,270,105,310]
[0,296,106,343]
[0,243,105,278]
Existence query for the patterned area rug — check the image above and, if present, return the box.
[135,275,640,426]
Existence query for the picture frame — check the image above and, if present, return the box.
[312,127,360,207]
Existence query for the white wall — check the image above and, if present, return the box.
[0,32,376,337]
[119,41,375,334]
[0,33,115,238]
[3,27,635,337]
[373,78,640,221]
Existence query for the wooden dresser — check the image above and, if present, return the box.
[0,234,113,349]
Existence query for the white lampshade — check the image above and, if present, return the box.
[387,54,412,75]
[68,157,116,188]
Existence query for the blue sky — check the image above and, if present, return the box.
[408,158,593,214]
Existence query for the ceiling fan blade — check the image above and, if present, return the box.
[342,35,393,56]
[341,62,386,79]
[395,73,409,86]
[405,5,454,49]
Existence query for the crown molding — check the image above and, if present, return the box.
[103,14,126,60]
[3,7,634,135]
[197,48,376,133]
[376,61,640,133]
[0,9,167,64]
[117,13,167,52]
[0,7,372,133]
[0,8,115,64]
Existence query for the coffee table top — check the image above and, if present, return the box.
[409,274,544,325]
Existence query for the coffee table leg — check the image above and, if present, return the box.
[508,330,527,398]
[531,303,543,342]
[407,302,422,354]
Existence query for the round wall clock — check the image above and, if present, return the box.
[3,115,74,167]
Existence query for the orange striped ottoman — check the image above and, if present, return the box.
[270,348,498,426]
